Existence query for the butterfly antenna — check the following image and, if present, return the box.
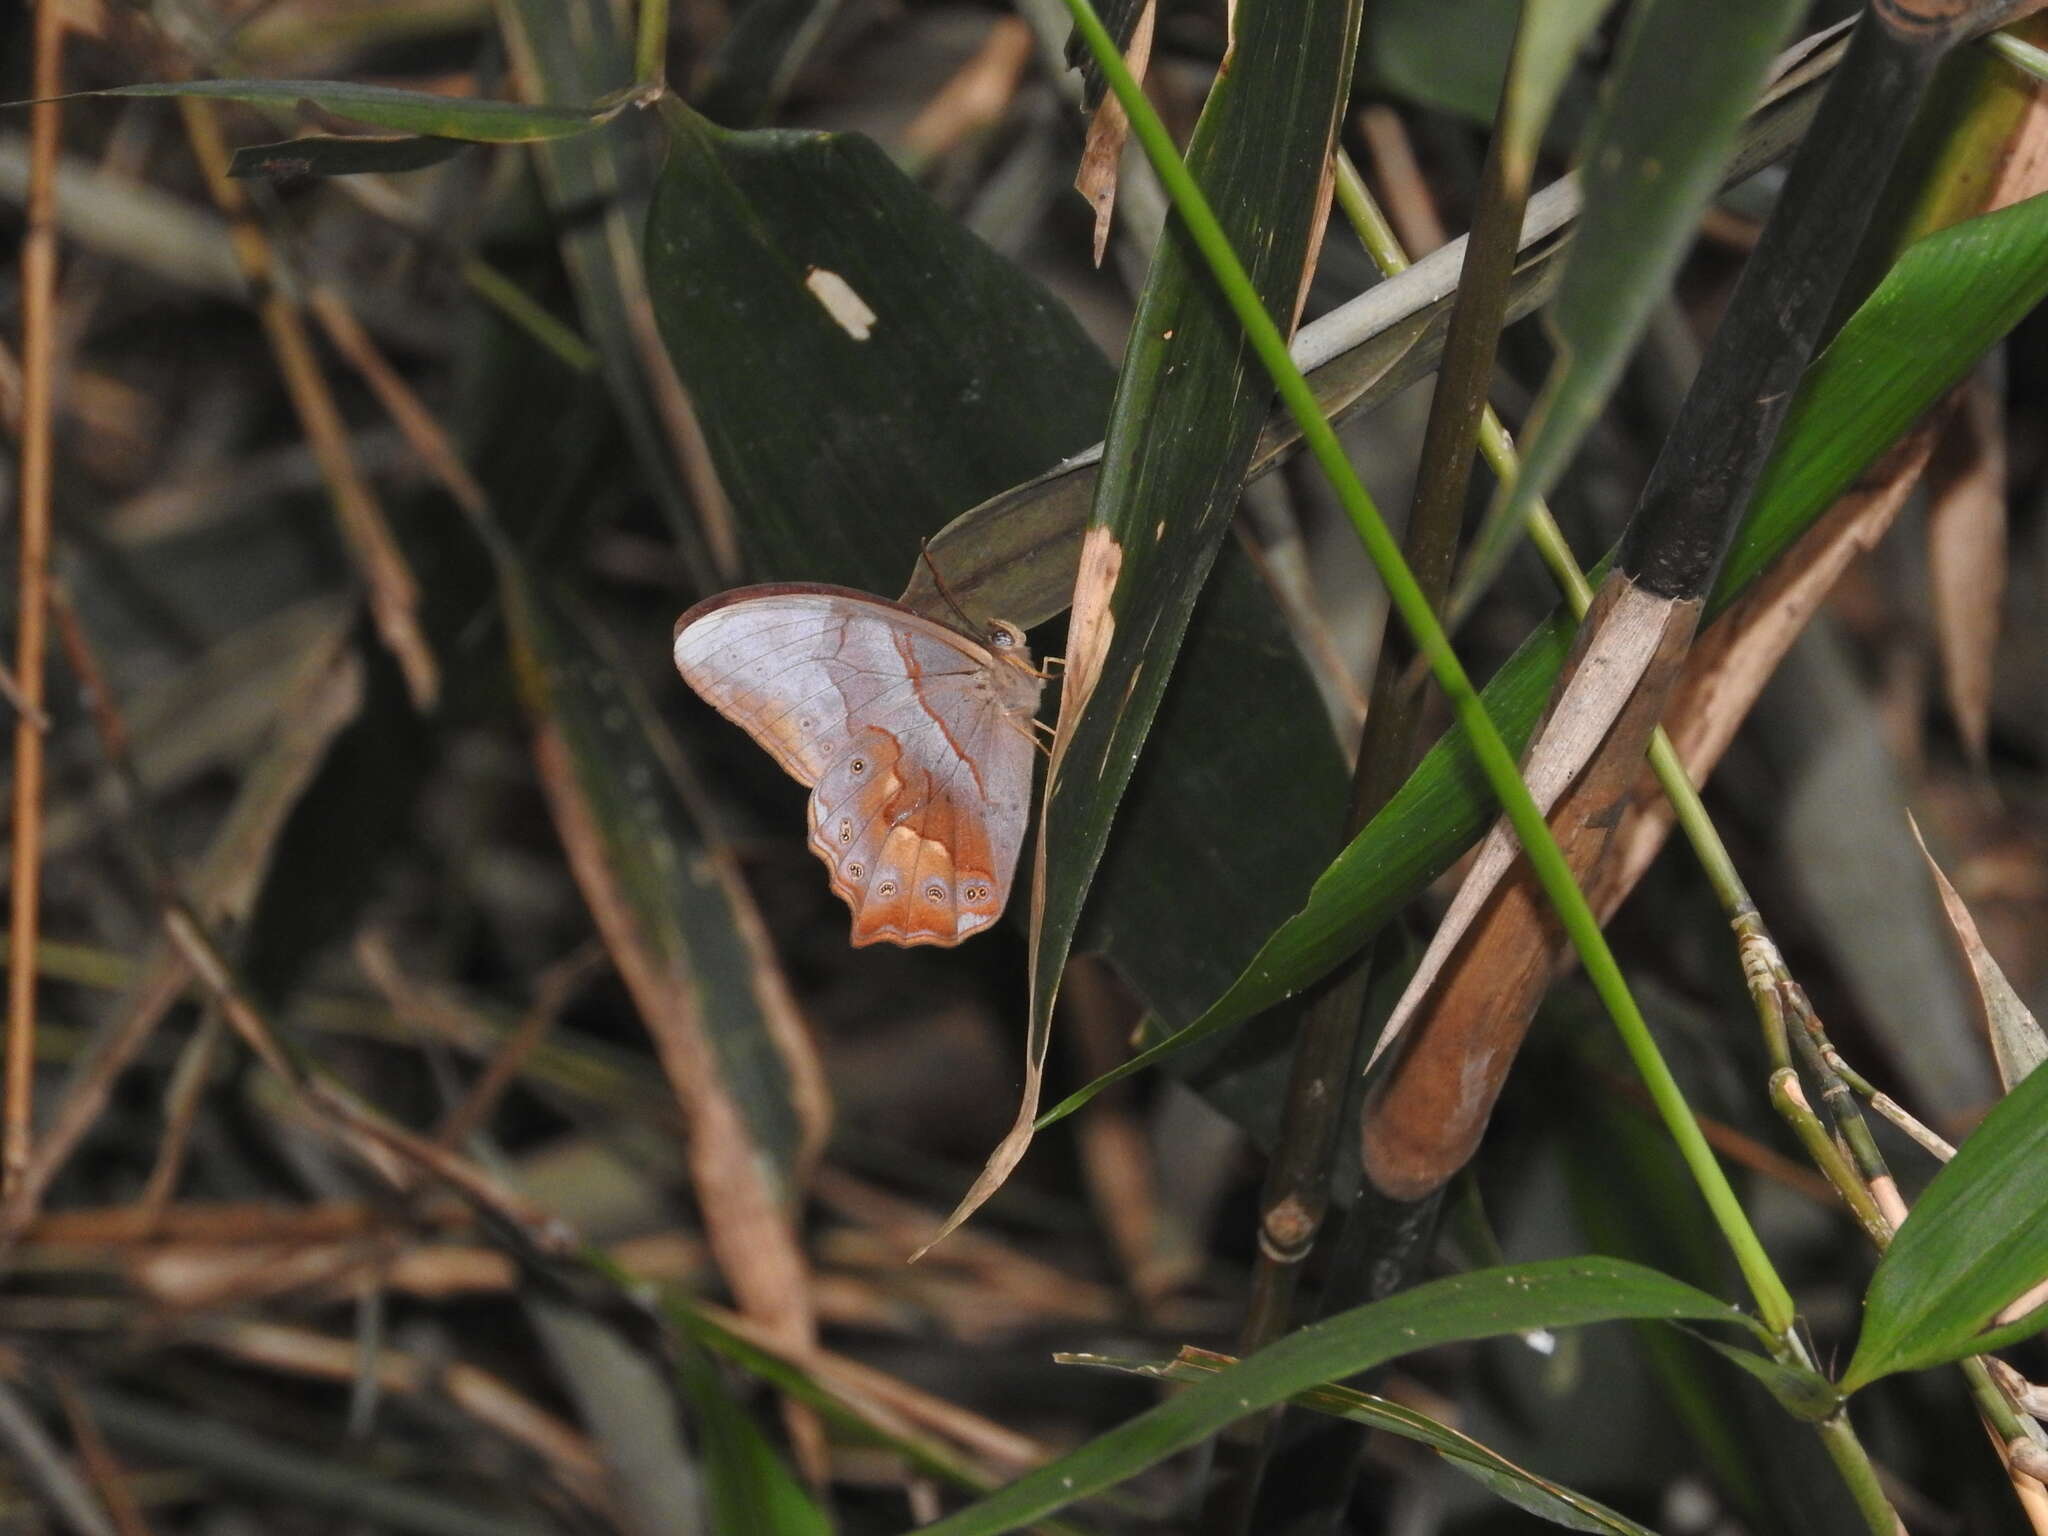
[920,539,979,632]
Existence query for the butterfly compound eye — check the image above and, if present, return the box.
[985,619,1025,650]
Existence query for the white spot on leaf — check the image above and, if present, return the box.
[805,267,877,340]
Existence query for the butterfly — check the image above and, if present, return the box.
[673,583,1046,947]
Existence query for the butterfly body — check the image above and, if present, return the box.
[673,584,1043,946]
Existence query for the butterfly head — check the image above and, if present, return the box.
[985,618,1027,652]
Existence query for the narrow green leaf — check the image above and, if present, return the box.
[228,133,468,178]
[1450,0,1805,623]
[588,1260,1085,1532]
[1685,1333,1841,1422]
[1499,1,1616,167]
[921,1258,1752,1535]
[1361,0,1521,122]
[1044,186,2048,1121]
[1015,0,1362,1229]
[68,78,623,141]
[678,1346,831,1536]
[1841,1050,2048,1389]
[1074,1348,1661,1535]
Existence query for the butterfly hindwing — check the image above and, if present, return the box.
[674,584,1042,947]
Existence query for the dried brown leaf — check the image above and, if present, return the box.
[901,17,1036,161]
[1910,813,2048,1093]
[1924,368,2007,765]
[1075,0,1157,267]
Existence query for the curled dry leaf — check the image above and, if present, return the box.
[1909,813,2048,1094]
[1075,0,1158,267]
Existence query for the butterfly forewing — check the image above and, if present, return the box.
[673,584,1042,947]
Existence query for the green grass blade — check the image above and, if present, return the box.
[65,78,623,140]
[921,1259,1751,1534]
[678,1345,831,1536]
[1074,1348,1662,1534]
[227,133,469,177]
[1019,0,1363,1200]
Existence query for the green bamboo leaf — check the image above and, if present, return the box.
[1042,185,2048,1124]
[1073,1347,1661,1534]
[1449,0,1806,624]
[921,1258,1754,1535]
[1686,1334,1840,1421]
[1557,1056,1867,1535]
[643,100,1112,598]
[1499,1,1616,166]
[228,133,469,178]
[1841,1051,2048,1389]
[577,1259,1087,1533]
[1362,0,1521,122]
[1002,0,1362,1239]
[64,78,625,141]
[677,1345,831,1536]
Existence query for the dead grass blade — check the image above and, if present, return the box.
[175,98,438,709]
[6,0,65,1203]
[505,573,828,1470]
[901,16,1037,162]
[0,1378,118,1536]
[1,603,361,1239]
[188,1317,614,1513]
[49,1372,156,1536]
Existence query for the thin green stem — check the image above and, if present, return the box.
[1063,0,1796,1336]
[459,258,600,373]
[635,0,670,94]
[1814,1411,1906,1534]
[1985,28,2048,85]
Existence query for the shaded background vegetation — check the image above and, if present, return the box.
[1,0,2046,1532]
